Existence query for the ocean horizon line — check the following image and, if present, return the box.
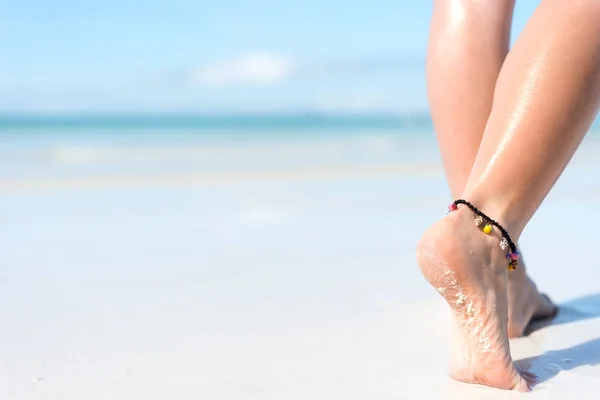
[2,112,600,133]
[0,112,432,131]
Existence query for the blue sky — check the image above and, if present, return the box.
[0,1,540,114]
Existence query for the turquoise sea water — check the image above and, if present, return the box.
[0,114,429,130]
[1,113,599,140]
[0,114,431,147]
[2,113,600,187]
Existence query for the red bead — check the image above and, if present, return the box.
[510,253,519,260]
[448,203,457,211]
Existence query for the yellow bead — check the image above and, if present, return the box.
[483,224,492,234]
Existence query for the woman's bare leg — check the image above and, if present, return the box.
[427,0,555,339]
[418,0,600,391]
[427,0,514,196]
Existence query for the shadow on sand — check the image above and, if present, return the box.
[517,337,600,384]
[517,293,600,384]
[526,292,600,335]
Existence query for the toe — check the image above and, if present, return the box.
[514,377,534,392]
[516,373,536,392]
[515,365,538,391]
[520,370,538,381]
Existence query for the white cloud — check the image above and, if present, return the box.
[190,52,293,86]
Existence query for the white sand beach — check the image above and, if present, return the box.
[2,130,600,399]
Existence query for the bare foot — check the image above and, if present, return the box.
[506,263,557,338]
[416,206,536,391]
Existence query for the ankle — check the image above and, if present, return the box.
[455,194,524,240]
[448,198,523,270]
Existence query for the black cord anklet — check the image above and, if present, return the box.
[448,199,519,271]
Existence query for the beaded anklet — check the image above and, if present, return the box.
[448,199,519,271]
